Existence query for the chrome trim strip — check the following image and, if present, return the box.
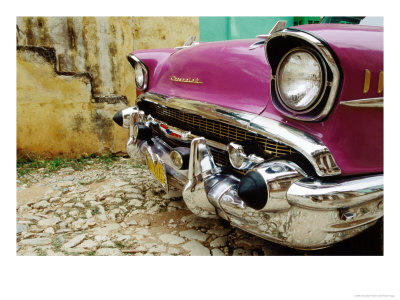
[249,116,341,176]
[137,92,256,128]
[264,29,341,121]
[287,174,383,210]
[340,97,384,108]
[137,92,342,177]
[127,54,149,91]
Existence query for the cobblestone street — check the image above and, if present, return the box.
[16,157,381,256]
[17,157,300,256]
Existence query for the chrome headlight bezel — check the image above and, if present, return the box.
[127,54,149,91]
[275,47,327,114]
[265,29,342,122]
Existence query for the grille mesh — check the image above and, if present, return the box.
[139,101,296,159]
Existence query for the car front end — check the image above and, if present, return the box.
[113,22,383,250]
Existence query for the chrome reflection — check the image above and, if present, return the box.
[287,174,383,210]
[174,35,200,50]
[127,54,149,91]
[252,160,306,211]
[227,142,264,170]
[182,137,221,218]
[264,29,341,121]
[118,106,139,129]
[136,92,341,177]
[126,126,382,249]
[340,97,384,108]
[249,115,341,176]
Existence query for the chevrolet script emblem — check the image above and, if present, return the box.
[170,75,203,84]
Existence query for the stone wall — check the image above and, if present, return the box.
[16,17,199,158]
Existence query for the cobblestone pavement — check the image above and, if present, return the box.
[16,157,381,256]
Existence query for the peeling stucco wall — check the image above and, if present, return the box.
[17,47,128,157]
[16,17,199,158]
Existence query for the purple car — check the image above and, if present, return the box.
[113,17,383,250]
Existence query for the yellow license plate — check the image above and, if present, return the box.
[145,152,167,189]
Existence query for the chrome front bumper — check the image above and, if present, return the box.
[127,131,383,250]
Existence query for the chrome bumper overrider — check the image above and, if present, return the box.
[122,104,383,250]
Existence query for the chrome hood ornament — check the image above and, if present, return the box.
[175,35,199,50]
[249,20,287,50]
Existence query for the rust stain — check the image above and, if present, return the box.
[91,110,113,142]
[81,17,102,91]
[25,17,35,45]
[67,17,77,50]
[36,17,50,43]
[108,21,118,94]
[72,114,85,133]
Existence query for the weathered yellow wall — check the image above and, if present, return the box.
[132,17,200,50]
[17,17,137,101]
[16,17,199,158]
[17,48,128,157]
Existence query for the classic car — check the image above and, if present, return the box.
[113,17,383,250]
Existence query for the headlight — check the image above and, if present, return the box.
[276,49,324,112]
[127,54,148,91]
[135,63,145,88]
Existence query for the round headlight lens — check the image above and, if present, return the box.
[135,63,144,88]
[277,50,323,111]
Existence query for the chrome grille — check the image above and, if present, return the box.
[152,125,244,174]
[138,100,296,159]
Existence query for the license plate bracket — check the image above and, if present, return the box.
[145,151,168,192]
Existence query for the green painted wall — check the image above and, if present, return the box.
[199,16,295,42]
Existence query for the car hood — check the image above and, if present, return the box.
[134,23,383,115]
[134,39,271,115]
